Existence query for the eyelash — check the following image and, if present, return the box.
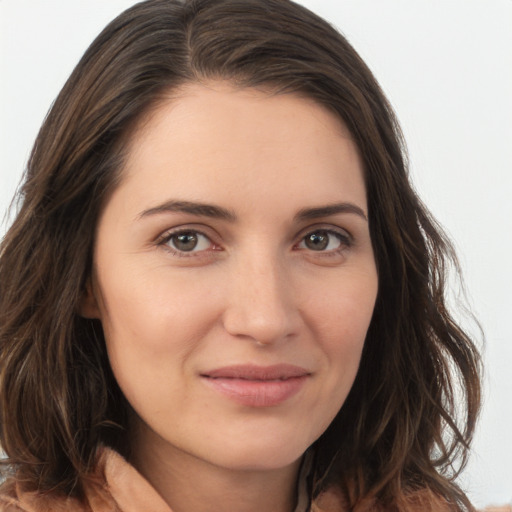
[156,227,353,258]
[295,229,352,256]
[157,229,217,258]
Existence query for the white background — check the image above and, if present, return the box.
[1,0,511,507]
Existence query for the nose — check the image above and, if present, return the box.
[222,251,300,346]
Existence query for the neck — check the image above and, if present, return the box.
[129,425,303,512]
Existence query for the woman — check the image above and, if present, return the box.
[0,0,482,510]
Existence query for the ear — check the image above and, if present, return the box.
[79,278,101,319]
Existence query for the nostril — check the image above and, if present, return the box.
[222,298,298,346]
[221,261,299,344]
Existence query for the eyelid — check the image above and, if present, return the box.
[295,224,353,243]
[154,223,354,258]
[293,225,354,257]
[155,226,221,256]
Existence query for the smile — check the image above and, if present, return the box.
[200,364,310,407]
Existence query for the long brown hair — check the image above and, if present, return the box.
[0,0,481,509]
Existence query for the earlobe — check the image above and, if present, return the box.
[79,279,101,319]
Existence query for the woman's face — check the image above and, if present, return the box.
[84,83,378,472]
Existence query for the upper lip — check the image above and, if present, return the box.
[201,364,310,381]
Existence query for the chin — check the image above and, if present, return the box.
[202,433,314,472]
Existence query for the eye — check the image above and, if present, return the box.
[297,229,349,252]
[162,230,213,253]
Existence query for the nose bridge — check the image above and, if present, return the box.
[223,244,297,344]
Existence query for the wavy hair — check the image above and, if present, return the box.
[0,0,481,509]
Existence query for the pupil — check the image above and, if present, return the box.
[306,231,328,251]
[174,232,198,251]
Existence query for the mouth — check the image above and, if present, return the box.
[200,364,310,407]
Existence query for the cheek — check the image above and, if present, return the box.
[95,268,223,409]
[98,267,220,352]
[97,271,217,416]
[306,268,377,343]
[295,286,375,446]
[306,269,377,393]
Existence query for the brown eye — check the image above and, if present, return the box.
[165,231,212,253]
[172,232,198,251]
[299,230,348,252]
[305,231,330,251]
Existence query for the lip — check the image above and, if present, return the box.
[200,364,310,407]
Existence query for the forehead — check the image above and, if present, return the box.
[114,82,366,218]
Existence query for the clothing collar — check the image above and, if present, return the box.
[86,446,316,512]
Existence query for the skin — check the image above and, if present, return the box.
[82,82,378,512]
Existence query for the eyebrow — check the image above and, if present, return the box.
[138,200,237,221]
[138,200,367,222]
[294,203,367,222]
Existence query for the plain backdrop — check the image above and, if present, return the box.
[1,0,511,507]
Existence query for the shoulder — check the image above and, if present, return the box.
[313,486,511,512]
[0,447,120,512]
[0,479,89,512]
[311,486,349,511]
[0,447,168,512]
[0,481,26,512]
[311,485,459,512]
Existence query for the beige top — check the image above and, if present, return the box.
[0,447,508,512]
[0,447,321,512]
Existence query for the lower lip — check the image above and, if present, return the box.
[201,376,308,407]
